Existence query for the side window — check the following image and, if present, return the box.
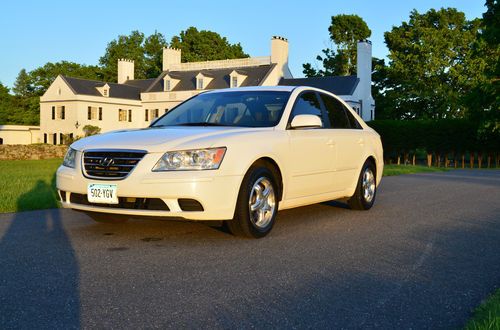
[344,107,362,129]
[291,92,323,122]
[320,94,350,129]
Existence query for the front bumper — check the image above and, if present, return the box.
[56,156,243,220]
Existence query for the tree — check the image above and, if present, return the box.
[12,69,32,97]
[303,15,371,77]
[383,8,485,119]
[170,27,248,62]
[99,30,148,81]
[144,31,168,78]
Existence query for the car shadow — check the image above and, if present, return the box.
[0,176,80,329]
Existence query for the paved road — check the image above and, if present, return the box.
[0,170,499,329]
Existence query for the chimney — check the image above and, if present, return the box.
[356,40,374,121]
[270,36,293,81]
[117,59,134,84]
[163,47,182,71]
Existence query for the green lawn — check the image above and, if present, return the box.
[383,164,449,176]
[465,289,500,330]
[0,158,62,213]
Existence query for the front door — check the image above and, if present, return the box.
[286,92,336,199]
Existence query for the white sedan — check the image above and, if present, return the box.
[57,86,383,238]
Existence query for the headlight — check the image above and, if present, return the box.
[152,147,226,171]
[63,148,77,168]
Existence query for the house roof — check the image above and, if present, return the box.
[61,76,143,100]
[59,64,275,100]
[146,64,276,93]
[278,75,359,96]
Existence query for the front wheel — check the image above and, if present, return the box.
[225,166,279,238]
[348,161,377,210]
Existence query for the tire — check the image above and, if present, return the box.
[348,160,377,210]
[225,166,279,238]
[86,212,129,223]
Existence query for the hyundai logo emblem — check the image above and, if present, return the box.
[99,157,115,167]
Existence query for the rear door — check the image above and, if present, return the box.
[319,93,365,191]
[286,91,336,199]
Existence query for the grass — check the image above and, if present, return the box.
[0,158,62,213]
[465,289,500,330]
[383,164,449,176]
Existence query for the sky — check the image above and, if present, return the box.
[0,0,487,89]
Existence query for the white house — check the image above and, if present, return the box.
[2,37,375,145]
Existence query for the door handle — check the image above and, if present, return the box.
[327,139,336,146]
[357,138,364,145]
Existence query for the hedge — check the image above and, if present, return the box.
[368,120,500,168]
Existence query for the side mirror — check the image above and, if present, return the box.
[290,114,323,129]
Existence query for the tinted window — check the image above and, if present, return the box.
[320,94,350,129]
[151,91,290,128]
[291,92,323,120]
[345,107,362,129]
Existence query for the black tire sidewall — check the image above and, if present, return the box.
[359,162,376,209]
[236,166,279,238]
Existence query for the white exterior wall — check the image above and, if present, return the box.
[356,41,375,121]
[0,125,40,145]
[40,76,143,144]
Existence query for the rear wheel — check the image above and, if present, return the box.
[225,166,279,238]
[348,161,377,210]
[86,212,129,223]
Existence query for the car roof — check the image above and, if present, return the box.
[203,85,297,94]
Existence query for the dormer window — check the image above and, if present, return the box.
[163,75,179,92]
[229,70,247,88]
[197,78,204,90]
[195,72,213,90]
[97,83,110,97]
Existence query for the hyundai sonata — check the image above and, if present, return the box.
[57,86,383,238]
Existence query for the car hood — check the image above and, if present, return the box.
[71,126,268,153]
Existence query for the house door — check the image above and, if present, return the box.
[0,138,3,145]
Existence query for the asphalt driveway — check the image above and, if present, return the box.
[0,170,499,329]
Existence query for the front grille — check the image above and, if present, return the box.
[83,149,146,179]
[70,193,169,211]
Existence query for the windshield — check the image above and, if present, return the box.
[151,91,291,128]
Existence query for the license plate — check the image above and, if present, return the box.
[87,184,118,204]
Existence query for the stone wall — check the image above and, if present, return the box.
[0,144,67,160]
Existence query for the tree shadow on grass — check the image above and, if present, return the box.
[0,175,79,328]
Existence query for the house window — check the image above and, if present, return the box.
[52,106,55,120]
[99,107,103,121]
[43,133,47,144]
[165,80,171,91]
[103,89,108,96]
[232,76,238,88]
[152,109,159,120]
[128,109,132,122]
[60,133,64,145]
[165,109,169,114]
[88,106,98,120]
[57,106,65,119]
[197,78,204,90]
[52,133,57,145]
[118,109,127,122]
[145,109,149,121]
